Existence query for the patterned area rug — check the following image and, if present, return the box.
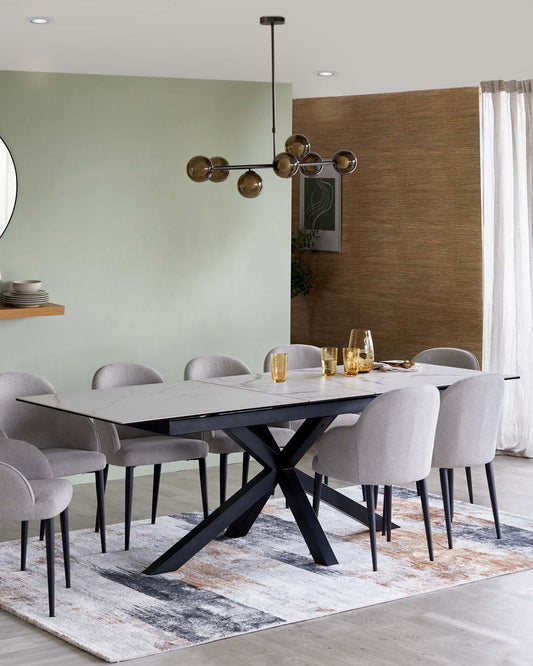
[1,486,532,662]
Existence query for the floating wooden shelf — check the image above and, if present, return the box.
[0,303,65,319]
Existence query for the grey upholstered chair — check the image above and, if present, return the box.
[312,386,441,570]
[412,347,480,371]
[92,362,209,550]
[412,347,480,504]
[263,344,322,372]
[432,374,504,549]
[0,371,107,553]
[184,355,295,505]
[0,439,72,617]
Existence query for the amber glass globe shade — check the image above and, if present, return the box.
[332,149,357,175]
[300,152,323,176]
[273,152,299,178]
[238,171,263,198]
[285,134,311,159]
[209,156,230,183]
[186,155,213,182]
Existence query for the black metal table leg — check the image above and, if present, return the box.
[225,493,272,538]
[278,468,338,566]
[144,414,392,575]
[144,469,276,574]
[295,470,398,532]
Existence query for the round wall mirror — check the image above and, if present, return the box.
[0,137,17,239]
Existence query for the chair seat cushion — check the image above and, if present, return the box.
[29,479,73,520]
[207,426,295,454]
[43,448,107,478]
[112,436,208,467]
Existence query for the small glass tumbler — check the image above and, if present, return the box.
[270,353,288,383]
[343,347,359,376]
[321,347,338,376]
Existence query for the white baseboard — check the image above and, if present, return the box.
[67,452,244,485]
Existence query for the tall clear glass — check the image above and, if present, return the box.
[348,329,374,373]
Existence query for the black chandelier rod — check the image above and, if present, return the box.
[270,20,277,160]
[211,159,335,172]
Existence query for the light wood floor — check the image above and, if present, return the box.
[1,451,532,665]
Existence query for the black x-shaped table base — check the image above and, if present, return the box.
[144,415,398,575]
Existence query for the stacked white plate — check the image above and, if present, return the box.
[2,290,50,308]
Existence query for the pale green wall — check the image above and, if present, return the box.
[0,71,292,392]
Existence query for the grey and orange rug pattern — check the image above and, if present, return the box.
[0,486,532,662]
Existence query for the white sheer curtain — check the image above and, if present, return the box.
[481,80,533,457]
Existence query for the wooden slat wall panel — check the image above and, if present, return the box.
[291,87,482,363]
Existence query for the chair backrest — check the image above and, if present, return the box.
[263,344,322,372]
[0,439,70,521]
[354,386,440,485]
[92,363,166,440]
[184,355,252,380]
[432,374,504,468]
[0,439,52,521]
[0,372,61,450]
[412,347,480,370]
[92,362,165,390]
[0,371,100,452]
[0,438,53,479]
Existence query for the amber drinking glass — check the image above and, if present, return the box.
[343,347,359,376]
[271,353,288,383]
[348,329,374,373]
[321,347,338,376]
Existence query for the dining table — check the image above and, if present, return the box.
[18,362,516,575]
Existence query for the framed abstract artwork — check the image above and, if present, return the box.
[299,164,341,252]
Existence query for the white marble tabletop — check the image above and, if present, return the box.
[17,363,498,426]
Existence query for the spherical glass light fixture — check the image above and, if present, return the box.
[238,170,263,198]
[299,152,323,177]
[186,156,213,182]
[209,156,230,183]
[285,134,311,159]
[273,152,299,178]
[332,149,357,174]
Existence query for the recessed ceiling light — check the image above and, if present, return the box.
[315,70,337,77]
[27,17,53,25]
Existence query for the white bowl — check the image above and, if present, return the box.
[12,280,42,294]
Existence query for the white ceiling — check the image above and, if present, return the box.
[0,0,532,98]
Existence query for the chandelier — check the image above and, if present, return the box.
[186,17,357,198]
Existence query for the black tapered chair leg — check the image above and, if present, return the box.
[95,469,106,553]
[465,466,474,503]
[312,473,323,516]
[439,468,453,549]
[447,468,454,521]
[364,485,378,571]
[151,463,162,525]
[219,454,228,506]
[21,521,28,571]
[39,519,45,541]
[199,458,209,519]
[362,485,367,502]
[383,486,392,541]
[242,452,250,487]
[485,461,501,539]
[44,517,55,617]
[59,508,71,588]
[324,476,329,486]
[373,485,379,508]
[95,464,109,533]
[418,478,434,561]
[125,466,134,551]
[381,487,388,536]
